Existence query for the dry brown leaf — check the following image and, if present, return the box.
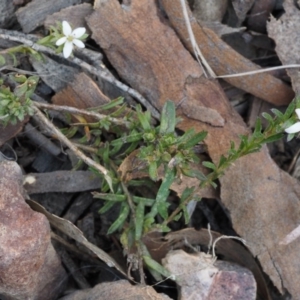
[118,150,217,199]
[52,72,110,109]
[267,0,300,95]
[247,0,275,33]
[87,1,300,296]
[232,0,256,24]
[193,0,228,22]
[0,116,29,147]
[161,0,294,106]
[27,200,127,277]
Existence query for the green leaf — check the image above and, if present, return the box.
[14,82,28,98]
[104,174,114,193]
[287,133,296,142]
[263,133,284,144]
[202,161,216,171]
[98,200,116,214]
[100,97,124,110]
[135,201,145,241]
[173,212,182,221]
[182,131,207,149]
[180,187,195,202]
[218,155,227,168]
[159,100,176,134]
[137,109,151,131]
[253,118,262,138]
[110,132,143,146]
[93,193,125,202]
[107,202,130,234]
[271,108,284,119]
[182,206,190,224]
[262,112,274,125]
[156,167,175,220]
[283,99,296,120]
[11,74,27,83]
[177,128,196,144]
[143,255,173,280]
[149,161,158,181]
[0,55,6,66]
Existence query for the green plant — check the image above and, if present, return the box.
[2,61,300,281]
[0,75,38,126]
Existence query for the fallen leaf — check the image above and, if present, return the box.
[267,0,300,95]
[27,199,127,277]
[161,0,294,106]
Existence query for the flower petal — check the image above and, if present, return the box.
[63,41,73,58]
[285,122,300,134]
[71,27,86,38]
[62,21,72,36]
[295,108,300,120]
[56,36,67,46]
[73,39,85,48]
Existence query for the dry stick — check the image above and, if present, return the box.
[34,101,131,128]
[179,0,216,78]
[33,105,109,179]
[0,29,160,119]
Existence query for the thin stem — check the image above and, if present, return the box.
[33,104,109,178]
[34,101,131,128]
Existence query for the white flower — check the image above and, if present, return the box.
[56,21,86,58]
[285,108,300,134]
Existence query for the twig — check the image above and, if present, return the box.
[33,104,109,179]
[179,0,216,78]
[216,64,300,78]
[0,29,160,119]
[33,101,131,128]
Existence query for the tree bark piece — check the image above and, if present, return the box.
[161,0,294,106]
[59,280,171,300]
[87,1,300,297]
[16,0,84,33]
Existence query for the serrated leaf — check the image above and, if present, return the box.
[159,100,176,134]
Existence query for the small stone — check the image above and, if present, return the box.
[0,160,66,300]
[162,249,256,300]
[59,280,172,300]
